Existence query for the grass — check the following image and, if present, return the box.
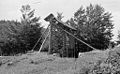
[0,48,117,74]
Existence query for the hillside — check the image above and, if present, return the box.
[0,48,111,74]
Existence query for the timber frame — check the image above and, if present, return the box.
[38,13,97,57]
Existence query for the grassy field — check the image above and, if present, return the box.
[0,49,111,74]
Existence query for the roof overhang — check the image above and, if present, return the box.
[44,13,76,31]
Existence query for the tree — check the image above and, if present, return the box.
[68,4,114,51]
[0,20,22,55]
[20,5,43,51]
[0,5,42,55]
[117,31,120,45]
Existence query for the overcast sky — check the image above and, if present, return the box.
[0,0,120,41]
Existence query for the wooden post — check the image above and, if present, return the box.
[48,24,51,54]
[48,24,52,54]
[61,28,97,50]
[32,25,50,51]
[66,33,69,57]
[63,31,66,57]
[38,33,49,53]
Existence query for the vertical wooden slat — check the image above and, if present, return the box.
[63,31,66,57]
[48,24,52,54]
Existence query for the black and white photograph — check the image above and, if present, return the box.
[0,0,120,74]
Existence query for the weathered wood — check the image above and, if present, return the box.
[38,32,49,53]
[32,25,50,51]
[44,13,97,58]
[62,32,66,57]
[48,24,52,54]
[61,28,97,50]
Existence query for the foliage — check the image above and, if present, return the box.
[67,4,114,51]
[0,20,22,55]
[18,4,43,51]
[89,51,120,74]
[78,50,120,74]
[0,5,42,55]
[117,31,120,45]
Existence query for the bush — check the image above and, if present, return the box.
[0,20,42,55]
[77,49,120,74]
[87,51,120,74]
[0,5,43,55]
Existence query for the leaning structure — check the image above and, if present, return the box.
[38,13,97,58]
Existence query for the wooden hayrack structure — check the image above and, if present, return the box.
[32,13,97,58]
[44,14,77,57]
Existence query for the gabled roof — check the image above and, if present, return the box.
[44,13,76,31]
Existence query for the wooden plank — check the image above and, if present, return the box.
[38,31,49,53]
[61,28,97,50]
[32,25,50,51]
[63,32,66,57]
[48,24,53,54]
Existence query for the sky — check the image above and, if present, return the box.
[0,0,120,41]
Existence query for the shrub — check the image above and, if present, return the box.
[89,51,120,74]
[77,50,120,74]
